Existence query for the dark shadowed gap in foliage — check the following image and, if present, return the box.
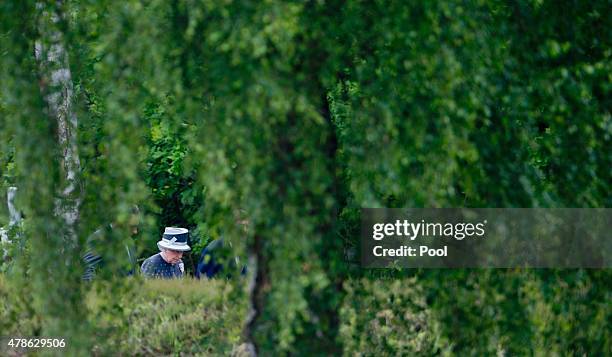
[281,0,379,352]
[245,231,269,355]
[143,101,203,261]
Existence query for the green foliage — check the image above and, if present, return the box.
[0,257,40,339]
[519,270,611,354]
[340,277,439,356]
[143,101,207,260]
[330,3,610,355]
[0,0,609,355]
[0,275,245,355]
[413,269,611,355]
[86,278,245,355]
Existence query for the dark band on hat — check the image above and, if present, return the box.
[163,232,189,242]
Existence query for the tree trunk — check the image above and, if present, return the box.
[34,2,81,244]
[1,187,21,258]
[31,3,88,350]
[7,187,21,226]
[234,233,265,357]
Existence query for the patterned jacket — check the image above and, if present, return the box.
[140,253,184,279]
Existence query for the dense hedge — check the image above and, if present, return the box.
[0,276,245,355]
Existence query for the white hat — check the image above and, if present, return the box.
[157,227,191,252]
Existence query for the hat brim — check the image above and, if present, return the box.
[157,241,191,252]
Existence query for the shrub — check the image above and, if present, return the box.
[86,278,246,356]
[339,277,439,356]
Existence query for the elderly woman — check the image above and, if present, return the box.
[141,227,191,279]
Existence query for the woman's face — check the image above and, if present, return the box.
[161,249,183,264]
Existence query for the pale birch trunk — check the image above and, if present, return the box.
[34,2,81,244]
[7,187,21,226]
[1,187,21,258]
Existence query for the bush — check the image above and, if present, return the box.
[88,278,245,355]
[1,274,246,355]
[339,277,440,356]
